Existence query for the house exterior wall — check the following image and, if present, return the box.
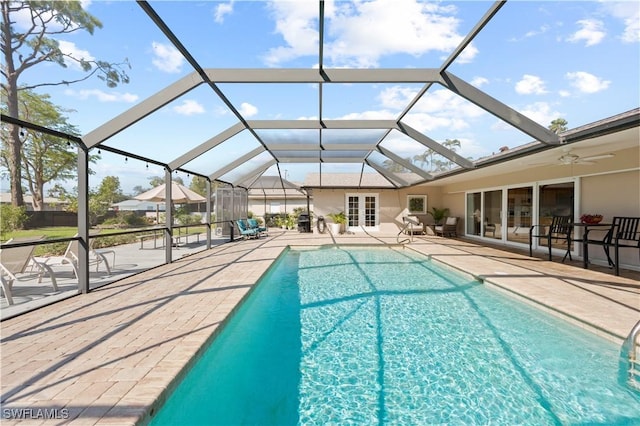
[433,145,639,268]
[309,143,639,270]
[248,197,309,218]
[312,187,444,234]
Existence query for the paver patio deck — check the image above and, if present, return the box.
[1,230,638,425]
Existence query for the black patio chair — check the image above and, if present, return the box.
[587,216,640,276]
[529,215,573,261]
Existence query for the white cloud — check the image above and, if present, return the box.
[558,90,571,98]
[173,100,205,116]
[57,41,95,70]
[565,71,610,94]
[470,77,489,88]
[64,89,138,103]
[336,110,397,120]
[515,74,547,95]
[412,88,485,118]
[525,24,550,38]
[239,102,258,117]
[567,19,605,46]
[214,2,234,24]
[378,86,419,110]
[455,43,478,64]
[151,42,184,73]
[264,0,471,67]
[602,2,640,43]
[263,1,318,65]
[519,102,564,126]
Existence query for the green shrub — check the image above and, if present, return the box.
[0,205,28,238]
[100,212,150,228]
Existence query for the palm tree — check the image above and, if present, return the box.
[549,118,568,134]
[442,139,461,170]
[413,152,428,169]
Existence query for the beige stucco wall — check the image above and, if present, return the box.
[305,142,639,269]
[311,187,445,233]
[248,197,309,218]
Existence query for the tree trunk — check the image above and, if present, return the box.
[2,8,25,206]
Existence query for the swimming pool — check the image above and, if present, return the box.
[149,246,640,425]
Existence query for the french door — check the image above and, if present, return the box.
[346,193,378,232]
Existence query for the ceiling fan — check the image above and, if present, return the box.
[531,150,615,166]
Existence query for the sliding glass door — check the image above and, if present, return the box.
[483,190,502,240]
[538,182,575,252]
[507,187,533,244]
[466,193,481,236]
[466,181,576,253]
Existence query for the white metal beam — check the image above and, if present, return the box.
[209,147,265,181]
[83,72,204,148]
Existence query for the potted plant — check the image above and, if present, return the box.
[427,207,450,225]
[285,213,296,230]
[327,211,347,235]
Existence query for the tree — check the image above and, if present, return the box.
[50,176,126,225]
[93,175,125,207]
[549,118,568,134]
[412,151,428,170]
[442,138,461,170]
[382,158,411,173]
[189,176,208,197]
[148,175,184,188]
[418,148,435,171]
[1,1,130,206]
[131,185,147,196]
[1,89,93,210]
[48,183,78,212]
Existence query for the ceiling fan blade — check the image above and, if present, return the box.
[573,161,595,165]
[580,153,614,161]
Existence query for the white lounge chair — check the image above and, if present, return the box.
[43,233,114,278]
[403,215,425,235]
[1,236,58,305]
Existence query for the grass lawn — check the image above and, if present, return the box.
[2,227,137,256]
[2,225,208,256]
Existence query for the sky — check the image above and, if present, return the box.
[4,0,640,195]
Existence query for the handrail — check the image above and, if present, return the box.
[397,220,413,245]
[627,320,640,363]
[621,320,640,390]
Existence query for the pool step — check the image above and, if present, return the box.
[629,359,640,391]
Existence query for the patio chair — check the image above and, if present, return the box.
[528,215,572,261]
[587,216,640,276]
[484,218,496,237]
[236,220,259,239]
[403,215,425,235]
[247,218,268,236]
[434,217,458,237]
[1,236,58,305]
[44,233,113,277]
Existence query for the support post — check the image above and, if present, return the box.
[165,169,173,264]
[206,179,212,249]
[77,144,90,294]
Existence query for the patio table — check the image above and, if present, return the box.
[569,222,612,269]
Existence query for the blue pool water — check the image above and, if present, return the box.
[149,247,640,425]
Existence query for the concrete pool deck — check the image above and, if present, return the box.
[1,230,639,425]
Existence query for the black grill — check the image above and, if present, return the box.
[297,213,311,233]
